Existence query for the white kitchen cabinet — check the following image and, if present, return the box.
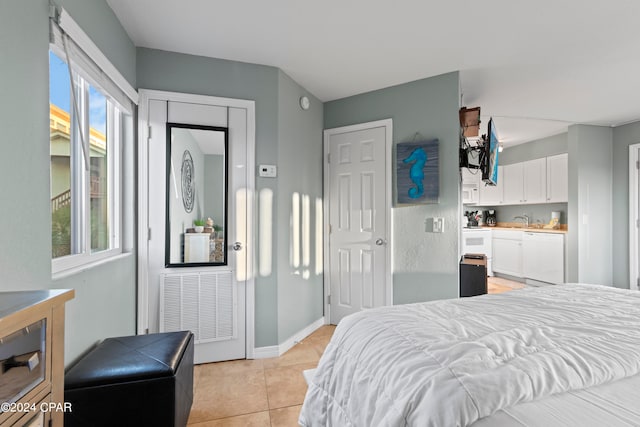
[492,230,523,277]
[502,159,547,205]
[479,165,504,205]
[461,168,480,204]
[546,153,568,203]
[523,158,547,203]
[523,232,564,284]
[503,163,524,204]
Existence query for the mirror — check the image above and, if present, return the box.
[165,123,228,267]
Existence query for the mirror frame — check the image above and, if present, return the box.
[164,122,229,268]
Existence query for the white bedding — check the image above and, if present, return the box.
[299,284,640,426]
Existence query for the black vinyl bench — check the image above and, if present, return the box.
[64,331,194,427]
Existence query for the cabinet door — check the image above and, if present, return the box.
[479,166,504,205]
[503,163,524,205]
[522,232,564,284]
[546,153,568,203]
[522,158,547,204]
[492,238,523,277]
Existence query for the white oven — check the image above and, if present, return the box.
[462,228,493,276]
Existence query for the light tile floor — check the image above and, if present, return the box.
[188,325,336,426]
[488,276,526,294]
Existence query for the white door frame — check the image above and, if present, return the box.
[323,119,393,322]
[630,143,640,291]
[137,89,257,358]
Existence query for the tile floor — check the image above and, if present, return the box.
[188,325,336,426]
[488,276,526,294]
[188,278,522,426]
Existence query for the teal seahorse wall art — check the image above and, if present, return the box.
[396,139,439,205]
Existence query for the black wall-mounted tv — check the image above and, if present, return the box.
[482,118,499,186]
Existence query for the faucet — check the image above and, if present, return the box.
[513,214,529,228]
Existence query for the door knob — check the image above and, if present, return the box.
[232,242,243,251]
[375,238,386,246]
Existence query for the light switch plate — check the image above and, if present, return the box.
[433,217,445,233]
[259,164,277,178]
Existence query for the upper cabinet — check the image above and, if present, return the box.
[546,153,568,203]
[470,154,567,206]
[479,165,504,205]
[522,158,547,204]
[503,163,524,204]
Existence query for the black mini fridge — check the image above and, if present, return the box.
[460,254,487,297]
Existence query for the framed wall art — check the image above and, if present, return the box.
[395,138,439,205]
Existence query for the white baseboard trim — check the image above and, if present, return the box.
[252,345,279,359]
[252,317,326,359]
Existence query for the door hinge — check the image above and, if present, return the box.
[636,160,639,170]
[327,153,330,163]
[148,228,152,241]
[637,277,640,288]
[148,125,152,140]
[327,295,331,305]
[637,219,640,228]
[329,224,332,234]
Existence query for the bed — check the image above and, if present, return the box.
[299,284,640,426]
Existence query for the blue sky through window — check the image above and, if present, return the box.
[49,51,107,135]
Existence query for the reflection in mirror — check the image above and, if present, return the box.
[165,123,228,267]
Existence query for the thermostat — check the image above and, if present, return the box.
[259,164,277,178]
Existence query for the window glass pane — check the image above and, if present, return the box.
[50,51,73,259]
[89,85,109,253]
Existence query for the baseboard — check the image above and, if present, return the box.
[252,317,326,359]
[252,345,279,359]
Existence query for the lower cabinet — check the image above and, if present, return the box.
[492,229,565,284]
[492,230,523,277]
[523,232,564,284]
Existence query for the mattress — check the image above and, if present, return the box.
[299,284,640,426]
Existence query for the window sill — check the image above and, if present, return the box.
[52,252,132,280]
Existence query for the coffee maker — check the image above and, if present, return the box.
[484,210,497,227]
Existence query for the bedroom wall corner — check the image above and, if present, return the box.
[324,72,461,304]
[275,70,324,342]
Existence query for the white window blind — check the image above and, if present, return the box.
[49,7,137,114]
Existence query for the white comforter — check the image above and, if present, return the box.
[299,284,640,427]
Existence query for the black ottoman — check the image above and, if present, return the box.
[64,331,194,427]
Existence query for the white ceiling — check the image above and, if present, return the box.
[107,0,640,147]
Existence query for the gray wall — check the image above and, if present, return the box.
[612,121,640,288]
[0,0,137,365]
[276,71,324,340]
[567,124,613,285]
[324,72,460,304]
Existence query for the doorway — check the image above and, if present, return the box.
[323,119,393,324]
[138,90,256,363]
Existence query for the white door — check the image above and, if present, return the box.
[139,91,254,363]
[325,121,391,324]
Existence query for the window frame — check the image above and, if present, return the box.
[49,47,124,276]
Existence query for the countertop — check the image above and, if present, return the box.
[464,222,568,234]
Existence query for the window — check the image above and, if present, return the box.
[50,50,124,272]
[49,7,136,274]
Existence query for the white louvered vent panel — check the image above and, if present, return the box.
[160,271,235,344]
[161,275,182,333]
[217,271,235,340]
[181,275,200,340]
[199,273,218,342]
